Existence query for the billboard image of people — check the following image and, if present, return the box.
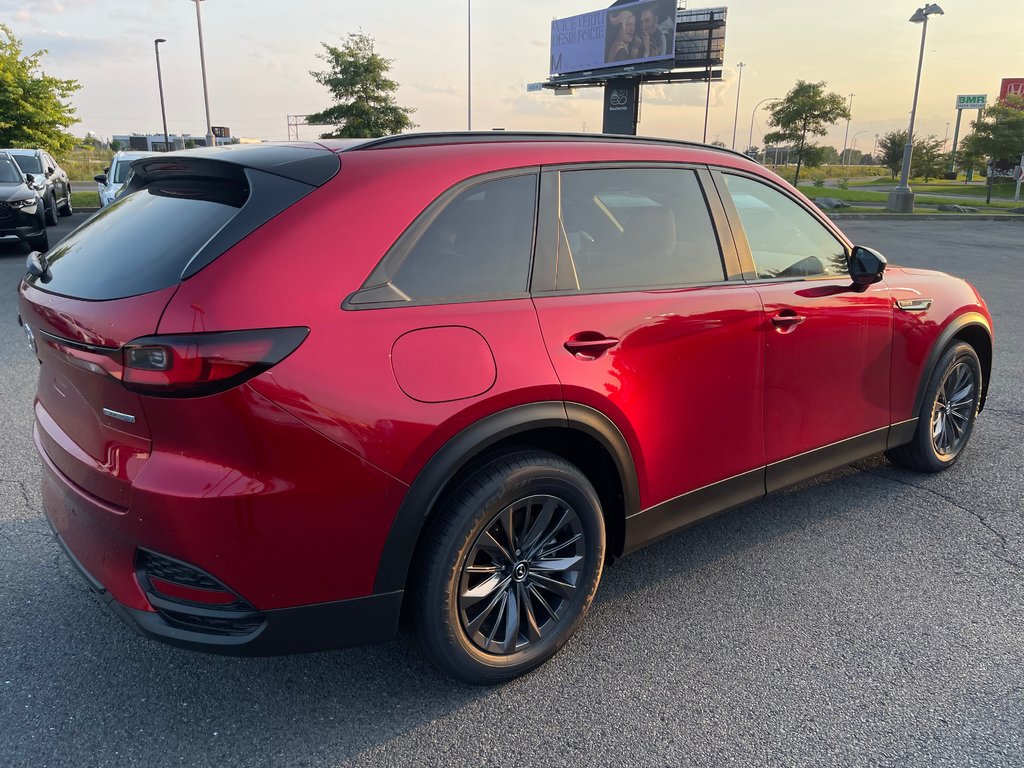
[551,0,678,76]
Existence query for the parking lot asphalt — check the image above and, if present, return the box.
[0,216,1021,767]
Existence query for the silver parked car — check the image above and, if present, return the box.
[95,151,156,207]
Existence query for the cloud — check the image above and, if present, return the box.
[642,79,731,109]
[22,31,112,64]
[411,81,460,96]
[502,93,580,118]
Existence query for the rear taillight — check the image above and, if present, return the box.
[122,327,308,397]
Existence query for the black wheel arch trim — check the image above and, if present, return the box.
[372,400,640,595]
[912,313,992,416]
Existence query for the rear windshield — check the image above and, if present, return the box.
[31,179,247,300]
[0,156,23,183]
[11,154,42,174]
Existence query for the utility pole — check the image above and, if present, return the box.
[731,62,745,150]
[840,93,854,164]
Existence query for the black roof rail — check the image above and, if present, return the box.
[338,131,751,161]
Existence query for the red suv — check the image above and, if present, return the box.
[18,134,993,683]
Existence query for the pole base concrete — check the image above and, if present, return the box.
[886,190,916,213]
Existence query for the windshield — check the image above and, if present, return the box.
[0,156,24,184]
[11,154,42,174]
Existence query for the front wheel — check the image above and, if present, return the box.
[887,341,982,472]
[408,451,605,684]
[44,192,58,226]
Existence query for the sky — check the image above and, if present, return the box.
[4,0,1022,153]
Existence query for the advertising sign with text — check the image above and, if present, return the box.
[550,0,678,77]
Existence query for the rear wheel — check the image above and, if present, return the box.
[58,187,73,217]
[44,192,58,226]
[887,341,981,472]
[408,451,605,684]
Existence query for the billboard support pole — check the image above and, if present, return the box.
[602,77,641,135]
[702,22,714,142]
[947,108,963,175]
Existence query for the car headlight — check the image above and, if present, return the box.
[9,197,37,210]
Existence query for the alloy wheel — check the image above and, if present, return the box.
[930,361,975,457]
[458,494,585,655]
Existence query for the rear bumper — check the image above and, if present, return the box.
[36,402,407,655]
[48,519,402,654]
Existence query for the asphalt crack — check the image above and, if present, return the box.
[856,466,1024,573]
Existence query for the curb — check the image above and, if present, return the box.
[828,213,1024,221]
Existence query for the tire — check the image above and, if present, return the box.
[44,192,58,226]
[886,341,982,472]
[407,450,606,684]
[58,187,73,217]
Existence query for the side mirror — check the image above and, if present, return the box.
[24,173,35,185]
[94,173,108,184]
[45,167,54,177]
[849,246,887,289]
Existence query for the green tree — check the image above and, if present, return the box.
[0,25,81,156]
[878,130,907,179]
[307,33,416,139]
[762,80,850,185]
[911,135,945,182]
[962,93,1024,166]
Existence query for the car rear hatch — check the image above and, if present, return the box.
[19,145,339,508]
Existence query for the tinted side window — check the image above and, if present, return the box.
[391,174,536,301]
[723,174,848,279]
[556,168,724,291]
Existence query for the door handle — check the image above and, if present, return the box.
[771,311,806,332]
[564,334,620,361]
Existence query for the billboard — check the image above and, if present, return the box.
[550,0,679,77]
[674,6,727,68]
[999,77,1024,102]
[955,94,986,110]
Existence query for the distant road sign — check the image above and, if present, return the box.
[527,82,544,92]
[955,94,987,110]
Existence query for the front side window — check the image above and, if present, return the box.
[723,174,848,279]
[555,168,725,292]
[389,174,537,301]
[0,156,23,183]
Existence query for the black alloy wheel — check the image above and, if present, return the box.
[44,192,57,226]
[408,450,605,684]
[458,494,586,655]
[887,341,982,472]
[58,188,73,217]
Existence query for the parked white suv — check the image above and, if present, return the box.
[95,151,156,207]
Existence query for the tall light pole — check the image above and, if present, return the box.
[154,39,170,151]
[190,0,216,148]
[849,130,868,166]
[747,97,779,157]
[872,133,879,162]
[731,62,745,150]
[467,0,472,131]
[840,93,854,165]
[887,4,944,212]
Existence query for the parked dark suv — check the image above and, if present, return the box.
[0,152,48,252]
[4,148,73,225]
[19,134,993,684]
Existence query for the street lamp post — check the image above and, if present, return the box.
[190,0,216,148]
[747,96,779,157]
[849,130,868,166]
[887,4,944,212]
[731,62,745,150]
[153,39,170,151]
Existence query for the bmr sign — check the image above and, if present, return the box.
[955,94,987,110]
